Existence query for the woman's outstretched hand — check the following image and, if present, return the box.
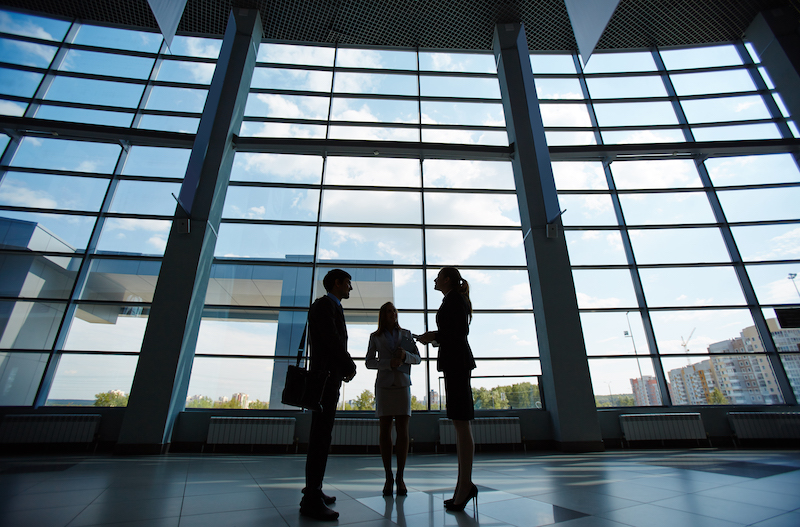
[416,331,436,345]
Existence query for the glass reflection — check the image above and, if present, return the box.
[47,354,138,406]
[0,300,66,350]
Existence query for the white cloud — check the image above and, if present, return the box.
[734,100,758,113]
[502,283,532,309]
[147,235,167,252]
[576,292,622,309]
[0,100,25,116]
[540,104,592,127]
[393,269,416,288]
[0,180,58,208]
[107,218,170,232]
[318,248,339,259]
[494,328,518,335]
[0,12,54,40]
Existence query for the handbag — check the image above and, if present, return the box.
[281,326,329,412]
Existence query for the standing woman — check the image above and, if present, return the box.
[366,302,421,496]
[417,267,477,511]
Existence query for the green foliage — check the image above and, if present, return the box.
[410,395,426,411]
[214,399,247,409]
[595,394,635,407]
[472,382,541,409]
[249,399,269,409]
[186,396,213,408]
[94,390,129,407]
[351,389,375,411]
[707,388,728,405]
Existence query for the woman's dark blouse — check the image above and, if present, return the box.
[434,291,476,373]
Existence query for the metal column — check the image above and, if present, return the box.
[493,22,603,451]
[116,8,262,453]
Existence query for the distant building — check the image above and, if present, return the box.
[630,376,661,406]
[232,393,249,407]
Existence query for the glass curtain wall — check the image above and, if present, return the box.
[1,7,797,411]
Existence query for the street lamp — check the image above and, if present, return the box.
[625,311,649,405]
[789,273,800,299]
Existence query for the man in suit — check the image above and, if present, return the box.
[300,269,357,521]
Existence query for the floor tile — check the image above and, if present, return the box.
[697,484,800,512]
[179,507,287,527]
[533,487,640,514]
[652,493,786,525]
[749,510,800,527]
[68,496,183,526]
[181,489,274,516]
[479,497,588,527]
[0,504,85,527]
[597,503,746,527]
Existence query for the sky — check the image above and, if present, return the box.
[0,8,798,407]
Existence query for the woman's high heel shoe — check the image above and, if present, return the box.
[396,480,407,496]
[383,478,394,496]
[444,484,478,512]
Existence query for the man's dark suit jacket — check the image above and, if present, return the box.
[307,294,356,380]
[435,291,476,373]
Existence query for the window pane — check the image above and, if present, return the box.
[252,67,332,91]
[137,115,199,134]
[0,99,24,116]
[611,160,702,189]
[692,123,781,141]
[80,258,160,302]
[663,354,784,405]
[335,72,417,95]
[0,68,42,97]
[421,128,508,146]
[586,76,666,99]
[223,187,319,221]
[60,49,154,79]
[110,181,181,215]
[421,101,504,126]
[425,269,532,310]
[240,121,327,138]
[594,102,677,126]
[46,354,138,405]
[425,192,519,226]
[157,60,216,84]
[558,194,618,226]
[530,54,576,74]
[326,157,420,186]
[74,24,161,53]
[0,10,70,41]
[186,357,275,408]
[650,309,756,355]
[12,137,121,173]
[424,160,514,190]
[572,269,638,309]
[732,224,800,262]
[97,218,171,256]
[320,189,420,223]
[425,228,524,265]
[670,69,756,96]
[169,36,221,58]
[467,313,538,358]
[419,52,495,73]
[64,306,148,351]
[565,230,628,265]
[257,44,335,66]
[540,103,592,127]
[0,212,96,251]
[780,354,800,401]
[420,76,500,99]
[146,86,206,113]
[206,265,312,308]
[245,93,329,119]
[0,253,79,299]
[583,52,657,73]
[0,352,46,406]
[45,77,145,108]
[681,95,770,124]
[581,312,650,356]
[639,267,746,307]
[331,98,418,123]
[0,300,66,350]
[589,358,658,406]
[705,154,800,186]
[216,224,317,259]
[746,263,800,305]
[547,130,597,147]
[629,228,730,264]
[0,37,56,67]
[619,192,716,225]
[0,172,109,211]
[336,48,416,70]
[660,45,742,69]
[601,129,686,145]
[318,227,422,264]
[122,146,190,178]
[196,309,284,355]
[534,78,583,99]
[34,105,134,127]
[718,187,800,222]
[552,162,607,191]
[329,125,419,142]
[231,153,322,184]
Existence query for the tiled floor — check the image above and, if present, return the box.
[1,449,799,527]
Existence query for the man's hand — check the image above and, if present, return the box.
[416,331,436,345]
[343,361,357,382]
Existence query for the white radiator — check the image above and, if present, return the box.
[0,414,101,443]
[206,417,295,445]
[439,417,522,445]
[620,413,706,442]
[331,418,380,446]
[728,412,800,439]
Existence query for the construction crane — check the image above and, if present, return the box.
[681,328,696,365]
